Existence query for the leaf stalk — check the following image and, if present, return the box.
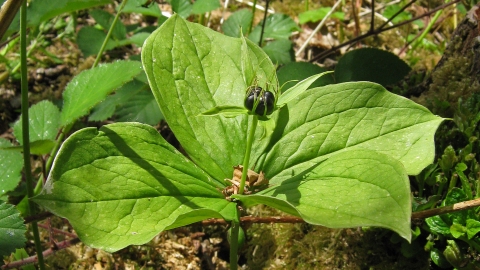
[238,115,258,194]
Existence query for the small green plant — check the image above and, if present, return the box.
[29,15,444,269]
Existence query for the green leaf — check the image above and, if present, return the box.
[171,0,192,18]
[335,48,412,86]
[443,188,468,225]
[0,202,27,261]
[89,9,127,40]
[13,100,60,145]
[233,149,412,241]
[0,139,23,196]
[122,0,162,17]
[115,89,164,125]
[61,60,143,126]
[33,123,236,252]
[277,62,334,91]
[261,81,443,182]
[142,15,277,182]
[249,14,300,44]
[27,0,111,27]
[262,39,294,65]
[298,7,344,24]
[426,215,451,236]
[221,9,252,38]
[466,219,480,239]
[450,223,467,238]
[430,248,451,268]
[276,71,333,107]
[383,4,412,24]
[2,140,56,155]
[191,0,221,15]
[89,78,147,122]
[128,32,151,47]
[412,195,442,212]
[77,26,117,57]
[201,106,249,117]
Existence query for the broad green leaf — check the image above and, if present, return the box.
[171,0,192,18]
[261,81,444,182]
[3,140,56,155]
[89,9,127,40]
[335,48,411,86]
[191,0,221,14]
[383,4,412,24]
[249,14,300,44]
[121,0,162,17]
[128,32,151,47]
[0,202,27,261]
[13,100,60,145]
[298,7,344,24]
[201,106,249,118]
[142,15,277,182]
[221,9,253,37]
[430,248,451,268]
[412,195,442,212]
[443,188,468,225]
[0,139,23,196]
[89,78,147,122]
[276,72,332,107]
[27,0,111,27]
[450,223,467,238]
[262,39,294,65]
[426,215,451,236]
[77,26,117,57]
[33,123,236,252]
[115,89,164,125]
[466,219,480,239]
[233,149,412,241]
[61,60,143,126]
[277,62,334,91]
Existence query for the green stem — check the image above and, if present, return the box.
[92,0,128,68]
[229,207,241,270]
[238,115,258,195]
[20,1,45,269]
[248,0,257,34]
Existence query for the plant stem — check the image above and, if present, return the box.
[92,0,128,68]
[229,207,241,270]
[238,115,258,195]
[20,1,45,269]
[229,221,240,270]
[258,0,269,47]
[248,0,257,34]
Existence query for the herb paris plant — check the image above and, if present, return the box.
[34,15,444,255]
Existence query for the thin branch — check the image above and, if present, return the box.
[309,0,460,63]
[37,223,78,239]
[412,198,480,219]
